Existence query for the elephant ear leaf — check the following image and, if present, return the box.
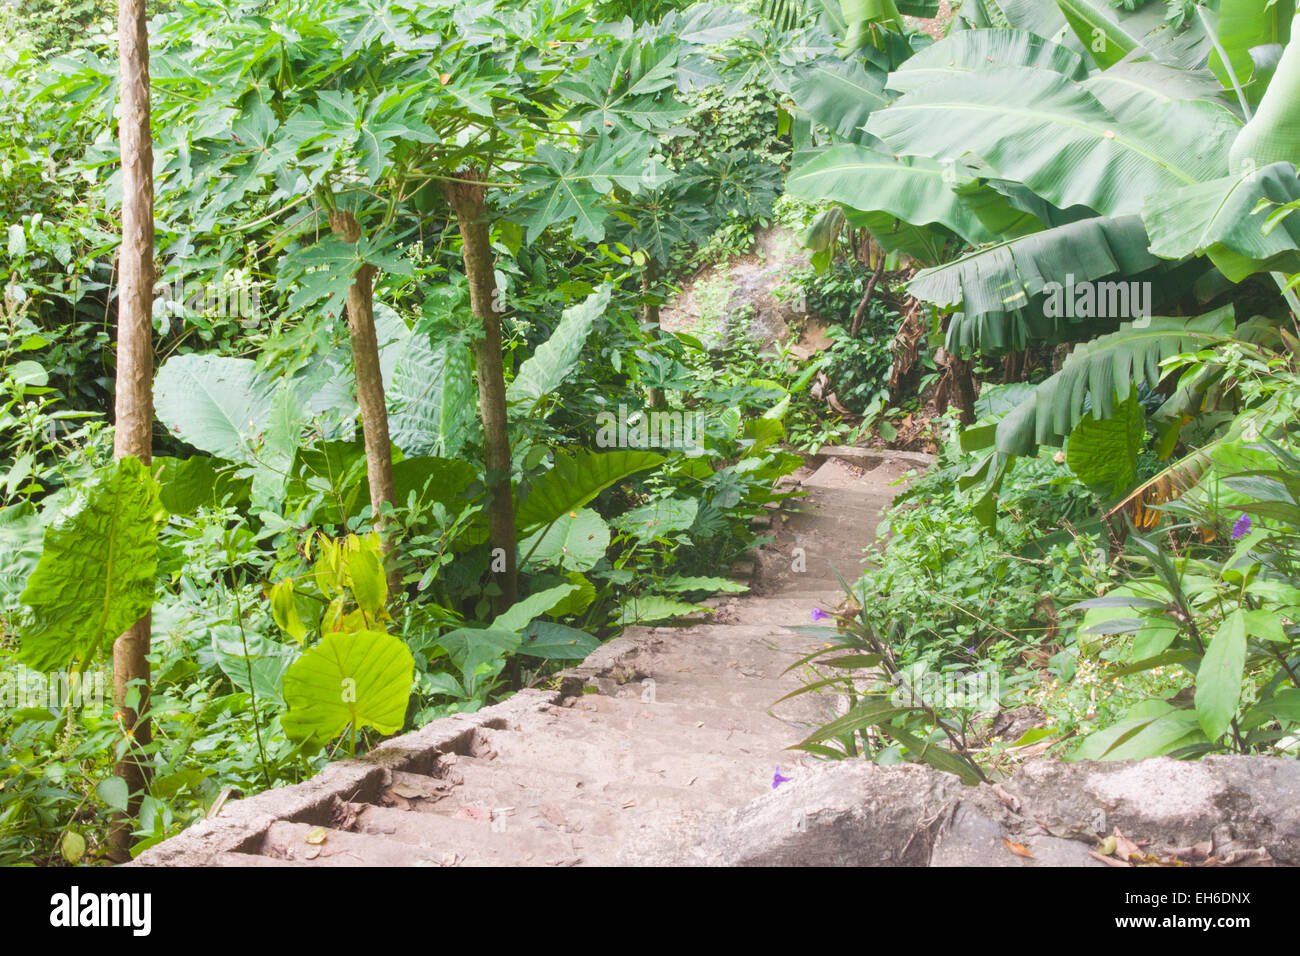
[281,630,414,744]
[515,449,665,532]
[18,458,167,671]
[507,285,611,416]
[154,353,275,463]
[1066,391,1146,497]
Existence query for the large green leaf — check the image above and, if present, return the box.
[1065,391,1145,496]
[390,339,476,458]
[519,508,610,571]
[908,215,1158,314]
[612,497,700,543]
[1209,0,1296,105]
[979,0,1073,42]
[515,449,664,531]
[154,455,251,514]
[1194,609,1247,741]
[1142,161,1300,281]
[618,594,707,624]
[154,353,274,463]
[786,145,1004,245]
[379,305,478,459]
[17,458,166,671]
[518,621,601,660]
[0,502,42,614]
[490,583,581,633]
[994,307,1235,455]
[867,67,1239,218]
[885,28,1085,95]
[391,456,477,513]
[1228,17,1300,172]
[1071,706,1206,760]
[513,140,653,243]
[1054,0,1213,71]
[506,285,611,415]
[1054,0,1140,68]
[281,629,414,743]
[790,54,889,144]
[1080,61,1234,118]
[210,625,297,706]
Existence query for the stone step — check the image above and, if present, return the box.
[256,818,600,867]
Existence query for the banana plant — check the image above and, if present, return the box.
[782,1,1300,523]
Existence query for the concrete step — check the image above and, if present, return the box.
[256,818,600,867]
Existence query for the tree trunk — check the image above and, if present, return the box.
[641,260,663,409]
[849,257,886,337]
[949,353,978,426]
[109,0,154,861]
[444,174,518,611]
[327,210,397,560]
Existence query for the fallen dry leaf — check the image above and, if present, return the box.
[1001,836,1033,859]
[304,826,329,846]
[1113,827,1143,862]
[390,783,429,800]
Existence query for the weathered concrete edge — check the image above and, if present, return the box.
[129,688,561,867]
[816,445,936,470]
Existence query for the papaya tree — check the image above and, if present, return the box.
[109,0,155,859]
[110,0,750,610]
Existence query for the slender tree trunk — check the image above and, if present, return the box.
[849,257,886,337]
[109,0,154,861]
[444,174,518,611]
[327,210,397,561]
[641,260,663,409]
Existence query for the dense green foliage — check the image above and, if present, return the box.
[2,0,1300,865]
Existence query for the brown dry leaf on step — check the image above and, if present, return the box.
[304,845,322,861]
[330,800,360,832]
[1001,836,1033,859]
[1166,841,1213,864]
[381,791,411,811]
[1112,827,1144,862]
[390,783,431,800]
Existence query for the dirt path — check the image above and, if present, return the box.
[133,449,929,867]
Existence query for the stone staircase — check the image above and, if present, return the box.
[133,450,930,867]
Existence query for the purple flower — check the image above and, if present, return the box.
[772,767,793,790]
[811,608,831,622]
[1231,513,1252,541]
